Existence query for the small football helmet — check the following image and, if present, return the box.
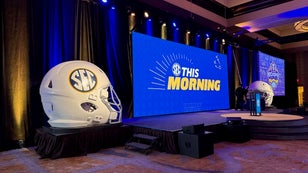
[40,60,122,128]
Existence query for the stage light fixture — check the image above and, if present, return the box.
[205,33,210,38]
[144,11,149,18]
[101,0,108,3]
[172,22,177,27]
[222,39,225,45]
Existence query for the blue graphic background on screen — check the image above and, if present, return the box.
[132,32,230,117]
[258,51,285,96]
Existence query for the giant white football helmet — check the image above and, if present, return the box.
[39,60,122,128]
[248,80,274,107]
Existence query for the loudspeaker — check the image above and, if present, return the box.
[223,124,250,143]
[226,117,243,125]
[182,123,204,134]
[178,131,214,158]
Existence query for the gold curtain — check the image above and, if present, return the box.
[248,50,254,85]
[74,0,98,62]
[233,47,241,88]
[2,0,30,141]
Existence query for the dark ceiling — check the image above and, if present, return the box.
[134,0,308,53]
[191,0,293,18]
[191,0,308,44]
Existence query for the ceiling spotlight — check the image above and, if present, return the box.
[294,20,308,32]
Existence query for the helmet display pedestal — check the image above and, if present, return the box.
[35,123,131,159]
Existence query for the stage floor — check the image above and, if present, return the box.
[221,112,304,121]
[122,108,302,132]
[123,111,226,132]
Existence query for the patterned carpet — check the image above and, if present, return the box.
[0,139,307,173]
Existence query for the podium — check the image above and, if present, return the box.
[249,91,262,116]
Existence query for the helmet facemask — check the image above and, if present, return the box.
[100,85,122,124]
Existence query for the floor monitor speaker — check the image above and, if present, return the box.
[178,131,214,158]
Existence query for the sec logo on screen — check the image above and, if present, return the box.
[172,63,181,76]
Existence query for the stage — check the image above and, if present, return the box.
[221,112,304,121]
[122,108,308,154]
[35,108,308,158]
[123,108,304,131]
[123,110,228,132]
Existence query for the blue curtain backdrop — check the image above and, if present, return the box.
[227,45,235,108]
[252,50,259,82]
[240,47,249,87]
